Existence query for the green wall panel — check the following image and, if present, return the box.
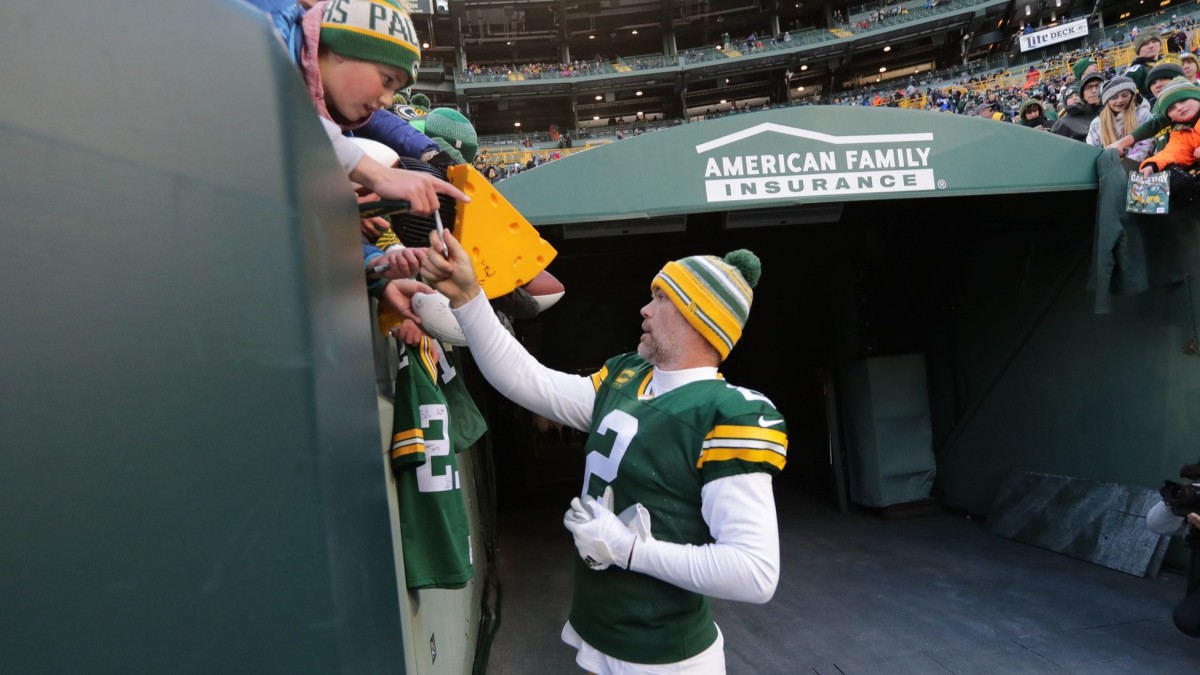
[0,1,407,672]
[933,224,1200,515]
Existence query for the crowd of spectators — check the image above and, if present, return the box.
[855,3,911,29]
[460,58,615,82]
[833,16,1200,126]
[456,0,984,83]
[468,11,1200,191]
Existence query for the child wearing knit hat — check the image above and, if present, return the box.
[1088,76,1156,163]
[267,0,464,215]
[1125,30,1164,100]
[1107,62,1188,155]
[1146,58,1185,103]
[1139,78,1200,175]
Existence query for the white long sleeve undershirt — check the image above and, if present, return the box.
[452,292,779,603]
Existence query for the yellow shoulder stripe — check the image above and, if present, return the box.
[416,337,438,381]
[637,371,654,398]
[696,448,786,470]
[589,365,609,392]
[706,424,788,446]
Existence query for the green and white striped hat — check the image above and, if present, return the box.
[1154,77,1200,117]
[321,0,420,88]
[650,250,761,360]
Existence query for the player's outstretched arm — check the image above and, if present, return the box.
[424,230,597,430]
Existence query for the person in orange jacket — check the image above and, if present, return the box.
[1140,77,1200,175]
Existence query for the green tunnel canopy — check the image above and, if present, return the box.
[498,107,1101,226]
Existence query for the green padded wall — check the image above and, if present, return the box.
[840,354,936,508]
[931,220,1200,515]
[0,1,408,672]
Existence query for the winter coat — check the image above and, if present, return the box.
[1087,107,1157,162]
[269,1,437,160]
[1050,102,1100,141]
[1140,117,1200,172]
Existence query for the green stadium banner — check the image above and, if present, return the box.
[498,107,1101,225]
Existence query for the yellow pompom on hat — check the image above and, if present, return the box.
[650,250,761,360]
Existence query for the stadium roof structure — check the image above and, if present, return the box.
[497,105,1100,227]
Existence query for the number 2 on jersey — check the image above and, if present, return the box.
[581,409,638,497]
[415,403,456,493]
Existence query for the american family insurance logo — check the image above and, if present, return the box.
[696,123,938,203]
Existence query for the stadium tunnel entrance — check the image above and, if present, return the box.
[494,106,1200,520]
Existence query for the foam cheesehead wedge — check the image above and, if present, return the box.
[446,164,557,299]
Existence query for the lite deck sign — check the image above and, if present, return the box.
[696,123,938,203]
[1018,19,1088,53]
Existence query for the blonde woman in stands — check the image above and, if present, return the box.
[1088,76,1155,166]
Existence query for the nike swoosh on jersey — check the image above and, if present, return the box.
[758,416,784,427]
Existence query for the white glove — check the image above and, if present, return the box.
[618,502,653,542]
[563,486,641,571]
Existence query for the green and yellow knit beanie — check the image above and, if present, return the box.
[650,250,761,360]
[321,0,420,88]
[423,108,479,162]
[1153,77,1200,117]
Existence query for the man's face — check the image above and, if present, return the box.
[638,287,696,367]
[1151,77,1173,97]
[1082,80,1101,105]
[1139,39,1162,59]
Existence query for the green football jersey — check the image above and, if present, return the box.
[390,337,474,590]
[569,352,788,664]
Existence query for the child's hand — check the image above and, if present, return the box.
[351,155,469,216]
[1141,166,1156,177]
[360,216,390,240]
[380,278,436,326]
[1106,135,1135,151]
[391,319,427,347]
[375,168,468,216]
[375,247,427,280]
[1192,146,1200,160]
